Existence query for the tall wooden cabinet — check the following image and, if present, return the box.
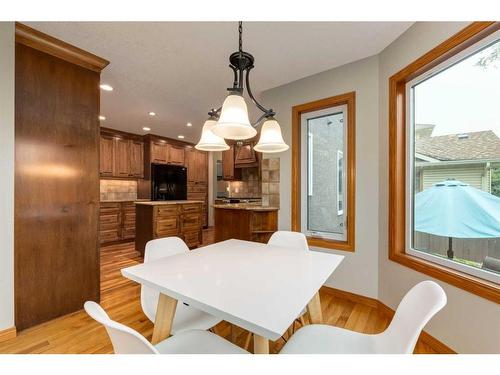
[222,144,242,180]
[14,23,109,330]
[185,148,209,226]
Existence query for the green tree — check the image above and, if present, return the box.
[491,167,500,197]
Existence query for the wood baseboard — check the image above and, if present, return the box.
[320,285,379,308]
[320,285,456,354]
[0,327,16,343]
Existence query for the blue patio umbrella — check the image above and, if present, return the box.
[415,180,500,259]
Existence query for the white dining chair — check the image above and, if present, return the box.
[268,230,309,252]
[279,280,447,354]
[84,301,247,354]
[237,231,309,349]
[141,237,222,334]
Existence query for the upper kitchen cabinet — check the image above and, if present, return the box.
[145,134,188,166]
[113,137,131,177]
[167,144,185,165]
[186,148,208,184]
[99,134,114,177]
[151,139,168,163]
[234,141,258,166]
[222,144,241,180]
[99,129,144,179]
[129,140,144,178]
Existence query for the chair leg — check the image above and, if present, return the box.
[244,331,253,351]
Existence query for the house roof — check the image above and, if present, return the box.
[416,129,500,161]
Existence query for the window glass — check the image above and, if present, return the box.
[303,109,346,240]
[409,37,500,283]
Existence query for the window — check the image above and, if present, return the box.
[337,150,344,216]
[389,22,500,303]
[292,92,355,251]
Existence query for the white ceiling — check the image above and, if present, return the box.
[26,22,413,142]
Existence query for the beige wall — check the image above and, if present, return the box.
[0,22,15,331]
[261,55,380,298]
[378,22,500,353]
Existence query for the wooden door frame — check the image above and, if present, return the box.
[291,92,356,252]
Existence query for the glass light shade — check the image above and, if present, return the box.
[212,94,257,140]
[195,119,230,151]
[253,118,289,153]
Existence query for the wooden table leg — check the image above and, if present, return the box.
[231,324,238,344]
[151,293,178,344]
[306,291,323,324]
[253,334,269,354]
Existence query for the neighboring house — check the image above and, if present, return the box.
[415,124,500,193]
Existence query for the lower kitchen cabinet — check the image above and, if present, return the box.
[99,201,137,245]
[135,202,203,256]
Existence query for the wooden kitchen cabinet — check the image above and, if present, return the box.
[186,148,196,183]
[129,140,144,178]
[99,201,137,244]
[167,144,185,165]
[100,134,115,176]
[135,202,203,255]
[186,148,209,226]
[186,148,208,184]
[99,131,144,179]
[114,137,131,177]
[222,144,242,180]
[195,151,208,183]
[235,141,258,166]
[151,140,168,163]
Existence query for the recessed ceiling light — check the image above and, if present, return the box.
[186,122,192,127]
[99,84,113,91]
[142,127,151,131]
[149,112,156,116]
[99,115,106,121]
[177,135,185,139]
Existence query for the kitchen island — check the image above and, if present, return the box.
[135,200,204,255]
[213,204,279,243]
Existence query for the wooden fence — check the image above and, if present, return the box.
[414,232,500,265]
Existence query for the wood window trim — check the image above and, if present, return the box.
[388,21,500,304]
[292,92,356,252]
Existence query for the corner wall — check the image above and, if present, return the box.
[261,55,380,298]
[378,22,500,353]
[0,22,15,331]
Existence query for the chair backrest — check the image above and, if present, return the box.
[141,237,189,321]
[268,231,309,252]
[375,281,447,353]
[84,301,158,354]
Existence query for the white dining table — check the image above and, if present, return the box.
[121,238,344,354]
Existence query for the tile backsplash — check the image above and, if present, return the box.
[100,179,137,201]
[261,158,280,207]
[219,167,262,198]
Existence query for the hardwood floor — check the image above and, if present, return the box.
[0,228,437,354]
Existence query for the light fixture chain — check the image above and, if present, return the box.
[238,21,243,52]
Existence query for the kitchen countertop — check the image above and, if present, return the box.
[212,204,279,211]
[101,198,150,203]
[136,200,204,206]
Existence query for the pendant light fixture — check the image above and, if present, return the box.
[196,22,288,153]
[195,116,230,151]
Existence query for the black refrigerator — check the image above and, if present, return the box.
[151,164,187,200]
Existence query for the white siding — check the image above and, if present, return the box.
[422,166,490,192]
